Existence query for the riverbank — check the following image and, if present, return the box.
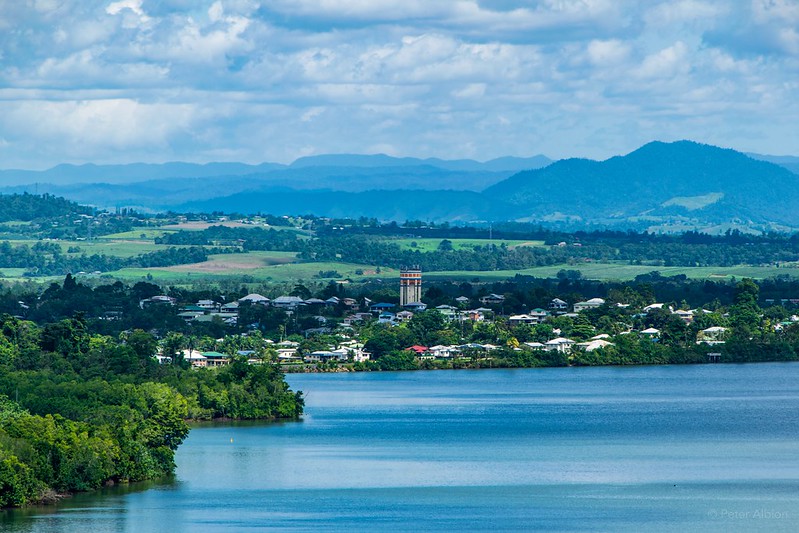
[282,343,799,373]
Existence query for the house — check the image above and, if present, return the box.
[673,309,694,323]
[344,312,373,325]
[529,308,549,321]
[237,350,262,364]
[544,337,576,353]
[406,345,430,355]
[428,345,460,358]
[395,310,414,322]
[435,305,459,320]
[549,298,569,312]
[466,309,486,321]
[378,312,396,324]
[139,295,176,309]
[479,293,505,305]
[238,293,270,305]
[336,342,371,362]
[272,296,306,309]
[640,327,660,339]
[697,326,728,345]
[182,349,207,368]
[370,302,396,313]
[306,350,349,363]
[221,301,240,313]
[196,299,219,311]
[509,314,537,325]
[276,346,301,362]
[342,298,359,309]
[455,296,471,306]
[509,309,548,325]
[201,351,229,367]
[178,310,204,322]
[403,302,428,312]
[573,298,605,312]
[524,342,546,350]
[576,339,614,352]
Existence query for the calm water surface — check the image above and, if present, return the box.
[3,363,799,531]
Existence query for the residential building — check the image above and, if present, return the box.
[573,298,605,312]
[544,337,576,353]
[479,293,505,305]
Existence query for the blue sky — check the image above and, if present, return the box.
[1,0,798,169]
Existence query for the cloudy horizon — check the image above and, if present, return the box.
[1,0,798,170]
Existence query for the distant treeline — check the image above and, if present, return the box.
[153,221,799,272]
[0,242,217,276]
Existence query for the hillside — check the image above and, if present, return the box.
[484,141,799,226]
[180,189,509,222]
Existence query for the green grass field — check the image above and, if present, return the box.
[0,268,27,279]
[98,228,175,240]
[391,237,545,252]
[424,262,799,282]
[9,238,190,258]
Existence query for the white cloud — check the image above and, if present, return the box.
[635,42,690,79]
[586,39,631,66]
[0,0,798,167]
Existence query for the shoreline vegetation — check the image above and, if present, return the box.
[0,313,303,509]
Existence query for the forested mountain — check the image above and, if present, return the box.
[484,141,799,226]
[0,193,90,222]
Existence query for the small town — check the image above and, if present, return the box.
[137,267,788,371]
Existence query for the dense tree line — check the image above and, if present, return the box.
[0,312,303,508]
[156,225,302,251]
[0,193,90,222]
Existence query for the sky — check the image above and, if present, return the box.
[1,0,798,169]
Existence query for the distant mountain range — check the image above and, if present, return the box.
[0,153,551,212]
[2,142,799,230]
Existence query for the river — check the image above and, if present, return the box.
[3,363,799,531]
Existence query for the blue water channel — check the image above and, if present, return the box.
[3,363,799,531]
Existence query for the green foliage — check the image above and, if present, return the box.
[0,312,303,509]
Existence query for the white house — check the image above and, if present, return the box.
[573,298,605,312]
[238,293,270,305]
[509,308,549,325]
[544,337,576,353]
[576,339,615,352]
[696,326,728,345]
